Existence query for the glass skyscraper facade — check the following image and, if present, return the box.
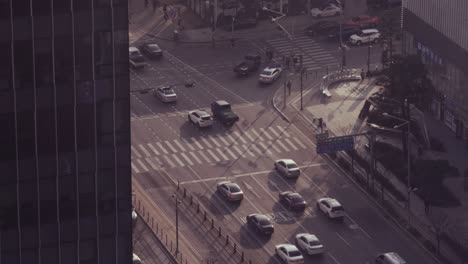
[0,0,132,263]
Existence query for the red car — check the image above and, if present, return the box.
[344,15,381,28]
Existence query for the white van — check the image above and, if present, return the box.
[133,253,142,264]
[375,252,407,264]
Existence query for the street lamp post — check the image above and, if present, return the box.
[383,112,412,225]
[367,45,372,75]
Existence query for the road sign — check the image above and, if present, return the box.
[315,131,329,141]
[316,135,354,154]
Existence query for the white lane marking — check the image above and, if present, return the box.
[292,137,307,149]
[131,146,142,158]
[276,140,291,152]
[277,126,291,137]
[179,163,325,184]
[224,148,237,159]
[258,141,272,155]
[268,126,281,138]
[172,154,185,167]
[217,135,230,146]
[147,143,160,155]
[131,162,140,173]
[145,157,159,170]
[189,151,202,164]
[200,137,213,148]
[174,140,186,152]
[206,149,221,162]
[181,138,196,151]
[344,213,373,239]
[327,252,341,264]
[156,142,169,154]
[285,138,298,151]
[198,150,212,163]
[335,232,352,248]
[215,148,230,160]
[233,131,248,144]
[136,159,149,172]
[138,145,151,157]
[243,182,260,198]
[180,152,194,166]
[165,141,178,153]
[244,130,255,142]
[260,128,274,141]
[209,136,222,148]
[163,155,176,167]
[193,139,204,149]
[225,134,237,144]
[233,145,244,156]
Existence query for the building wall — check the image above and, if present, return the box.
[0,0,132,263]
[403,1,468,143]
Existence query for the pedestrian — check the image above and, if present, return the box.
[360,68,365,81]
[287,80,292,95]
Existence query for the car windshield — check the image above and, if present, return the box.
[287,163,298,169]
[148,44,160,51]
[289,250,301,257]
[228,184,240,192]
[291,196,304,203]
[161,88,174,95]
[201,116,211,121]
[261,70,273,76]
[331,206,344,212]
[309,240,321,246]
[258,217,271,225]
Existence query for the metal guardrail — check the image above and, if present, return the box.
[320,69,362,97]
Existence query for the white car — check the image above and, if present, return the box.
[217,181,244,201]
[188,110,213,128]
[275,244,304,264]
[310,4,342,18]
[349,28,380,45]
[375,252,407,264]
[295,233,325,255]
[155,86,177,103]
[259,65,282,83]
[317,198,345,219]
[274,159,300,178]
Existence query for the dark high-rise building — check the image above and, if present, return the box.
[0,1,132,264]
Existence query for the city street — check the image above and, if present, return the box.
[130,9,436,263]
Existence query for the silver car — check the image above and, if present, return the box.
[217,181,244,201]
[274,159,300,178]
[155,86,177,103]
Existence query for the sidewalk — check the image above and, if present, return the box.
[271,70,467,264]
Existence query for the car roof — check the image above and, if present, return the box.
[298,233,319,242]
[362,28,379,34]
[214,100,230,106]
[278,159,296,165]
[279,244,299,252]
[218,181,238,187]
[382,252,406,263]
[194,110,210,116]
[253,214,269,221]
[129,47,139,52]
[159,86,173,90]
[324,198,342,207]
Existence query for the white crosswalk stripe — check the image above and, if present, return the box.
[209,136,222,148]
[233,131,248,144]
[131,163,140,173]
[138,145,151,157]
[250,144,263,156]
[180,152,194,166]
[174,140,186,152]
[268,127,281,138]
[215,148,230,160]
[225,134,237,144]
[163,155,176,167]
[131,146,142,158]
[207,149,221,162]
[270,142,282,153]
[193,139,204,150]
[172,154,185,167]
[259,128,274,141]
[276,140,291,152]
[200,137,213,148]
[165,141,178,153]
[276,126,291,137]
[224,148,237,159]
[145,157,159,170]
[189,151,202,164]
[233,145,244,156]
[258,141,273,155]
[182,138,196,151]
[292,137,307,149]
[198,150,212,163]
[157,142,169,154]
[284,138,298,151]
[244,130,255,142]
[217,135,230,146]
[147,143,160,155]
[251,128,261,139]
[136,159,149,172]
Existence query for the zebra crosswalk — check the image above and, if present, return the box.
[266,36,339,71]
[131,126,309,173]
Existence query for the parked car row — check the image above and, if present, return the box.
[305,21,382,45]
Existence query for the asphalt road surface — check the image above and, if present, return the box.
[130,18,435,264]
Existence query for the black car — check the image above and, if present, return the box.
[279,191,307,211]
[223,18,257,31]
[246,214,274,236]
[327,25,360,41]
[211,100,239,126]
[141,43,163,59]
[305,21,339,36]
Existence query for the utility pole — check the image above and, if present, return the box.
[300,67,305,110]
[367,45,372,75]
